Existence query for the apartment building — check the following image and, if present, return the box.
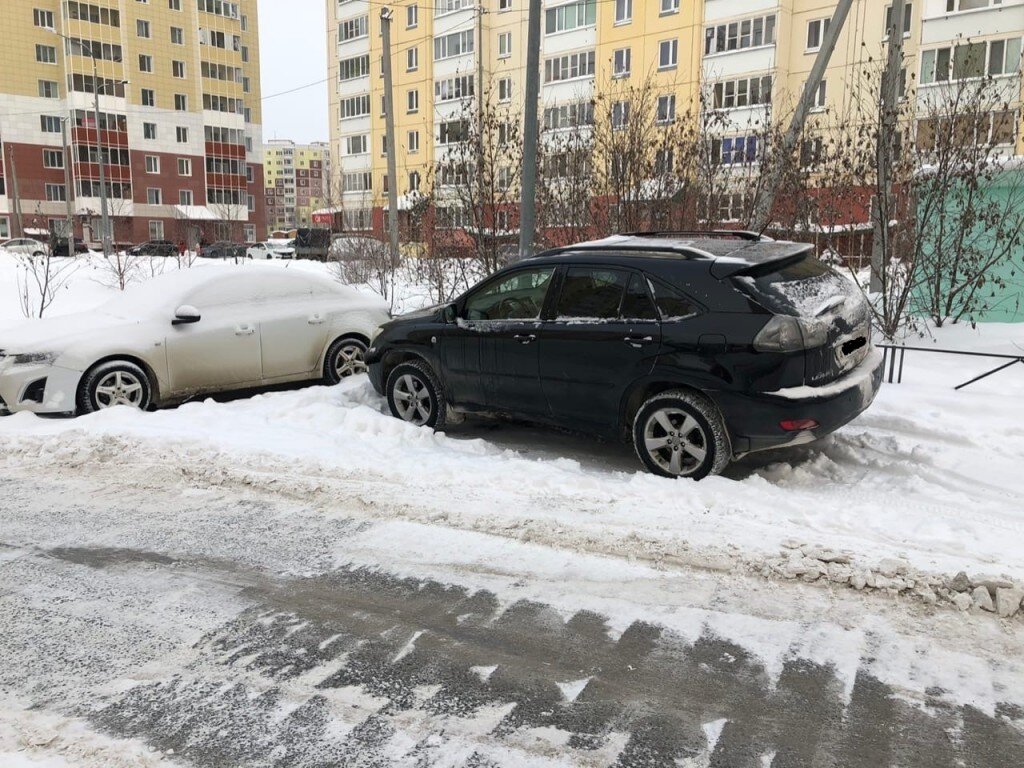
[264,139,330,232]
[325,0,1024,234]
[0,0,266,246]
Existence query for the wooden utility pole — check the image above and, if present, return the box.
[872,0,907,293]
[379,8,401,271]
[517,0,542,260]
[751,0,856,233]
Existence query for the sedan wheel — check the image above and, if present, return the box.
[78,361,152,414]
[323,337,368,384]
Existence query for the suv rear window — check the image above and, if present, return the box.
[733,256,858,318]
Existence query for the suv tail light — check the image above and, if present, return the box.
[753,316,828,352]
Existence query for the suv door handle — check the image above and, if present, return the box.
[624,335,654,348]
[513,333,536,344]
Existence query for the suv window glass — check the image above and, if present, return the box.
[735,256,859,318]
[650,279,698,321]
[556,267,628,320]
[621,273,658,321]
[465,267,554,321]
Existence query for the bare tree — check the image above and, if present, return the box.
[16,246,77,319]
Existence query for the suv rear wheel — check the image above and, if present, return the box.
[385,360,447,430]
[633,390,730,480]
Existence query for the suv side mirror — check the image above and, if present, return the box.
[172,305,201,325]
[443,303,458,324]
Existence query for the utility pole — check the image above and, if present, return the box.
[8,145,24,237]
[379,8,400,271]
[872,0,907,293]
[751,0,855,233]
[60,118,75,257]
[517,0,542,260]
[92,56,112,257]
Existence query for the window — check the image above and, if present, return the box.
[884,3,912,38]
[38,80,59,99]
[141,88,155,106]
[178,158,192,175]
[499,0,512,10]
[801,137,825,167]
[146,155,160,173]
[543,101,594,130]
[920,39,1022,84]
[169,0,181,8]
[435,0,472,15]
[659,39,678,69]
[714,135,760,165]
[179,189,193,205]
[45,184,67,202]
[33,9,54,28]
[498,31,512,58]
[149,221,164,240]
[407,4,418,27]
[339,16,368,42]
[409,171,421,192]
[465,268,554,321]
[139,54,153,72]
[438,119,469,144]
[544,50,596,82]
[345,134,368,154]
[341,172,372,192]
[498,77,513,102]
[650,279,696,321]
[435,75,474,101]
[622,274,658,320]
[137,19,150,37]
[611,100,630,130]
[36,45,56,64]
[807,18,829,51]
[339,54,370,80]
[545,0,596,35]
[407,47,418,71]
[434,30,474,60]
[42,149,64,169]
[176,126,188,143]
[0,219,8,239]
[407,89,419,113]
[555,268,630,321]
[170,26,183,44]
[341,94,371,118]
[945,0,1002,10]
[705,15,776,54]
[614,0,631,24]
[41,115,62,133]
[661,0,679,14]
[613,48,631,78]
[713,75,773,108]
[172,60,185,78]
[197,0,239,18]
[810,79,827,109]
[656,94,676,124]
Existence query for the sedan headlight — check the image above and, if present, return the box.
[11,352,58,366]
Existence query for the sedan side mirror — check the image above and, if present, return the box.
[172,305,201,325]
[443,303,458,324]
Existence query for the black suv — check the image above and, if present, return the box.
[366,232,883,479]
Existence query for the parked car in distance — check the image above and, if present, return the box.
[0,238,49,257]
[0,267,389,416]
[247,241,295,260]
[127,240,177,257]
[367,231,883,480]
[293,228,331,261]
[51,236,90,257]
[200,241,246,260]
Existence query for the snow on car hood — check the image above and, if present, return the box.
[0,310,143,354]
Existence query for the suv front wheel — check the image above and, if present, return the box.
[385,360,447,430]
[633,390,730,480]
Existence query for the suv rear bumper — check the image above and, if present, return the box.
[720,348,884,456]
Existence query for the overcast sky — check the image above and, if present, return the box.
[258,0,329,144]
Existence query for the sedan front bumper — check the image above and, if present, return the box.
[0,361,83,415]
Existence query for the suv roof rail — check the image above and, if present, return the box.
[621,230,768,241]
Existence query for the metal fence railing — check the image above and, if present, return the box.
[879,344,1024,390]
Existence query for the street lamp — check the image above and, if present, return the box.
[48,27,128,257]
